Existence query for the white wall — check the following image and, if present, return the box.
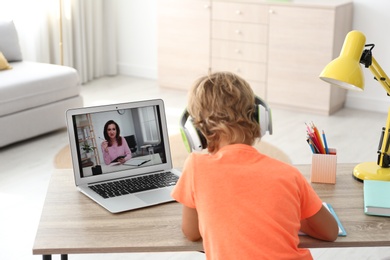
[346,0,390,112]
[116,0,158,79]
[116,0,390,112]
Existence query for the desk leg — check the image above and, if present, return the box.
[42,254,67,260]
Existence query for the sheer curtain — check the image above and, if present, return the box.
[62,0,117,83]
[0,0,117,84]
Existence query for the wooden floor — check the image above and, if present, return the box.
[1,75,390,259]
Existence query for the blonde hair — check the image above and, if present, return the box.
[188,71,261,153]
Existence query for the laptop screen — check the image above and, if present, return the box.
[66,100,172,185]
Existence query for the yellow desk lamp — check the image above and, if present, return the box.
[320,30,390,182]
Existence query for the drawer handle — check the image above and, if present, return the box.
[235,30,242,34]
[234,49,241,54]
[269,9,275,14]
[235,10,242,15]
[204,4,210,9]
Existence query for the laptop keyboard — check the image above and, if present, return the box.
[89,171,179,199]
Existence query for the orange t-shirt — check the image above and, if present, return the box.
[171,144,322,260]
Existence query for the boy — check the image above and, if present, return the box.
[171,72,338,259]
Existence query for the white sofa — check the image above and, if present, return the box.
[0,20,83,147]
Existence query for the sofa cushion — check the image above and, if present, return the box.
[0,52,12,70]
[0,61,80,117]
[0,20,22,62]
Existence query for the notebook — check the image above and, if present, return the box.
[299,202,347,237]
[66,99,181,213]
[364,180,390,217]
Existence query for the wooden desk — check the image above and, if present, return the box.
[33,164,390,259]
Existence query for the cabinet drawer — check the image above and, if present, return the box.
[212,2,268,24]
[212,20,267,44]
[212,39,267,63]
[211,58,266,82]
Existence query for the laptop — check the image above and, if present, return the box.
[66,99,181,213]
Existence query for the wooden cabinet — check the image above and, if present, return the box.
[267,3,352,114]
[158,0,353,114]
[157,0,211,90]
[211,2,268,97]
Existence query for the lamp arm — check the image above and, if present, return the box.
[365,56,390,167]
[377,108,390,167]
[369,56,390,96]
[363,55,390,167]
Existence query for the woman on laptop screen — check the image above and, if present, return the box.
[101,120,132,165]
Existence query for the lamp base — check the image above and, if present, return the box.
[353,162,390,182]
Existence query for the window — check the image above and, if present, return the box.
[138,106,160,144]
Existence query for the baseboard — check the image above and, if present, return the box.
[118,63,157,79]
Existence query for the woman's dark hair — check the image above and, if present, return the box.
[103,120,122,146]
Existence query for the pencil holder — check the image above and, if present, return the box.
[310,149,337,184]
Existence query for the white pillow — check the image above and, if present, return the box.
[0,20,22,62]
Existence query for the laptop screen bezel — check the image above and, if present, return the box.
[65,99,173,186]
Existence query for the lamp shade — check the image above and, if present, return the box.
[320,30,366,91]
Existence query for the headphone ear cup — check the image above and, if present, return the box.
[180,128,192,153]
[253,105,259,124]
[185,120,205,152]
[196,128,208,150]
[254,96,273,137]
[258,105,267,137]
[179,109,207,152]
